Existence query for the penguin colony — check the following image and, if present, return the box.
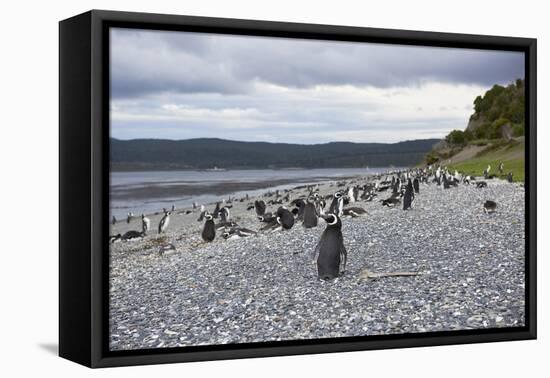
[110,164,510,281]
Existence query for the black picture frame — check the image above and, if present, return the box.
[59,9,537,368]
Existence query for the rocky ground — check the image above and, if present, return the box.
[109,176,525,350]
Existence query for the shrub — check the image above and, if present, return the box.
[463,129,474,141]
[474,122,491,139]
[513,122,525,137]
[425,151,439,165]
[489,118,510,139]
[445,129,466,145]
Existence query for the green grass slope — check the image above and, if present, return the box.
[447,139,525,182]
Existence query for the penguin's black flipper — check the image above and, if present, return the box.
[338,232,347,274]
[311,235,323,263]
[197,210,206,222]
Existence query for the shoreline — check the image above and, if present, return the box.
[110,175,361,201]
[110,165,398,173]
[109,167,405,218]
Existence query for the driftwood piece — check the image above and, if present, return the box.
[359,268,420,280]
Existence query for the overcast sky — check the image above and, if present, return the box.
[110,28,524,144]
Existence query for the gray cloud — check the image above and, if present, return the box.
[111,28,524,99]
[110,28,524,143]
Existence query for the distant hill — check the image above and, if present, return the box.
[424,78,525,181]
[110,138,440,171]
[466,78,525,139]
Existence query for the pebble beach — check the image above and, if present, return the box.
[108,175,525,351]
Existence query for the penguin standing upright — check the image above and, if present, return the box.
[392,179,399,194]
[403,179,414,210]
[312,214,347,280]
[442,174,451,189]
[302,201,318,228]
[219,207,231,223]
[202,214,216,242]
[484,165,491,179]
[347,186,355,203]
[328,192,344,216]
[126,212,134,224]
[328,193,339,214]
[435,167,441,185]
[254,200,266,216]
[212,202,221,219]
[111,215,117,225]
[353,186,359,202]
[294,199,306,221]
[141,214,150,235]
[413,177,420,194]
[158,210,171,234]
[316,198,327,216]
[197,205,207,221]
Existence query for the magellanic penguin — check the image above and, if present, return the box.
[483,200,497,213]
[202,213,216,242]
[392,179,400,194]
[258,212,275,223]
[222,227,257,240]
[413,177,420,194]
[316,198,327,216]
[312,214,347,280]
[141,214,150,235]
[276,207,295,230]
[126,212,134,224]
[302,200,318,228]
[121,230,144,241]
[476,181,488,188]
[442,174,451,189]
[294,199,306,221]
[158,210,171,234]
[483,164,491,179]
[158,243,176,256]
[342,206,367,218]
[347,186,356,202]
[259,216,280,232]
[111,216,117,225]
[197,205,207,222]
[507,172,514,183]
[381,194,401,208]
[328,192,344,216]
[212,202,221,219]
[403,179,414,210]
[109,234,121,243]
[219,207,231,223]
[254,200,266,216]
